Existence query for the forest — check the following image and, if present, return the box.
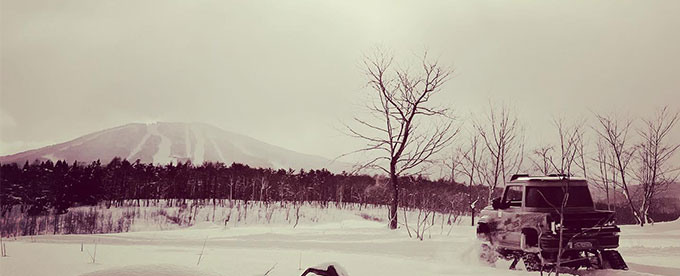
[0,158,484,218]
[1,157,677,230]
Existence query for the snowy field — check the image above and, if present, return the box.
[1,204,680,276]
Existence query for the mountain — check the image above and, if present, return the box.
[0,122,348,171]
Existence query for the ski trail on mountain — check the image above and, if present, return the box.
[57,126,117,152]
[42,154,58,162]
[207,133,226,163]
[192,125,205,164]
[149,124,172,164]
[128,129,152,160]
[184,125,192,159]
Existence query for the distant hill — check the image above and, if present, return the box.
[590,182,680,201]
[0,122,349,172]
[658,182,680,199]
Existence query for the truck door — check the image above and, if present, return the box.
[497,185,524,248]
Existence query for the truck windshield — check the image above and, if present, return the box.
[525,186,594,208]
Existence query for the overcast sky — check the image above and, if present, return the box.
[1,0,679,162]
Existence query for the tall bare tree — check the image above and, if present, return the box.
[593,138,614,210]
[473,103,523,203]
[549,118,584,175]
[575,125,588,179]
[541,118,584,275]
[443,149,461,184]
[593,114,641,224]
[346,49,457,229]
[530,145,555,175]
[633,107,679,226]
[450,134,482,226]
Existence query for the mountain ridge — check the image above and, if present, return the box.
[0,122,348,172]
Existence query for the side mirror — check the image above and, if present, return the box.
[491,197,502,210]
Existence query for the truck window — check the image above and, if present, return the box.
[504,185,523,207]
[525,186,594,208]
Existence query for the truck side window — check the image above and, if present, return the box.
[504,186,523,207]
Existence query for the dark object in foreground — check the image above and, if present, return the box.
[301,263,347,276]
[476,175,628,272]
[301,266,338,276]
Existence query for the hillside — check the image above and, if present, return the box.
[591,182,680,201]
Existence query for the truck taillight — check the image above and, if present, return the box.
[546,216,557,234]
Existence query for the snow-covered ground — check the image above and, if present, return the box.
[1,207,679,276]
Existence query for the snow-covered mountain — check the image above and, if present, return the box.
[0,122,348,171]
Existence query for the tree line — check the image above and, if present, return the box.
[2,156,676,225]
[0,158,487,219]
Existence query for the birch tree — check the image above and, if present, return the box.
[593,114,641,225]
[633,107,679,226]
[473,103,523,204]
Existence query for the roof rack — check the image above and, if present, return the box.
[510,174,530,181]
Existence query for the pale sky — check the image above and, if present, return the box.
[1,0,679,162]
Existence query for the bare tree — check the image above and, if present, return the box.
[633,106,679,226]
[530,145,554,175]
[473,103,523,204]
[593,114,641,225]
[442,148,461,184]
[548,118,584,175]
[346,49,457,229]
[575,126,588,179]
[593,138,614,210]
[451,134,482,226]
[540,118,584,275]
